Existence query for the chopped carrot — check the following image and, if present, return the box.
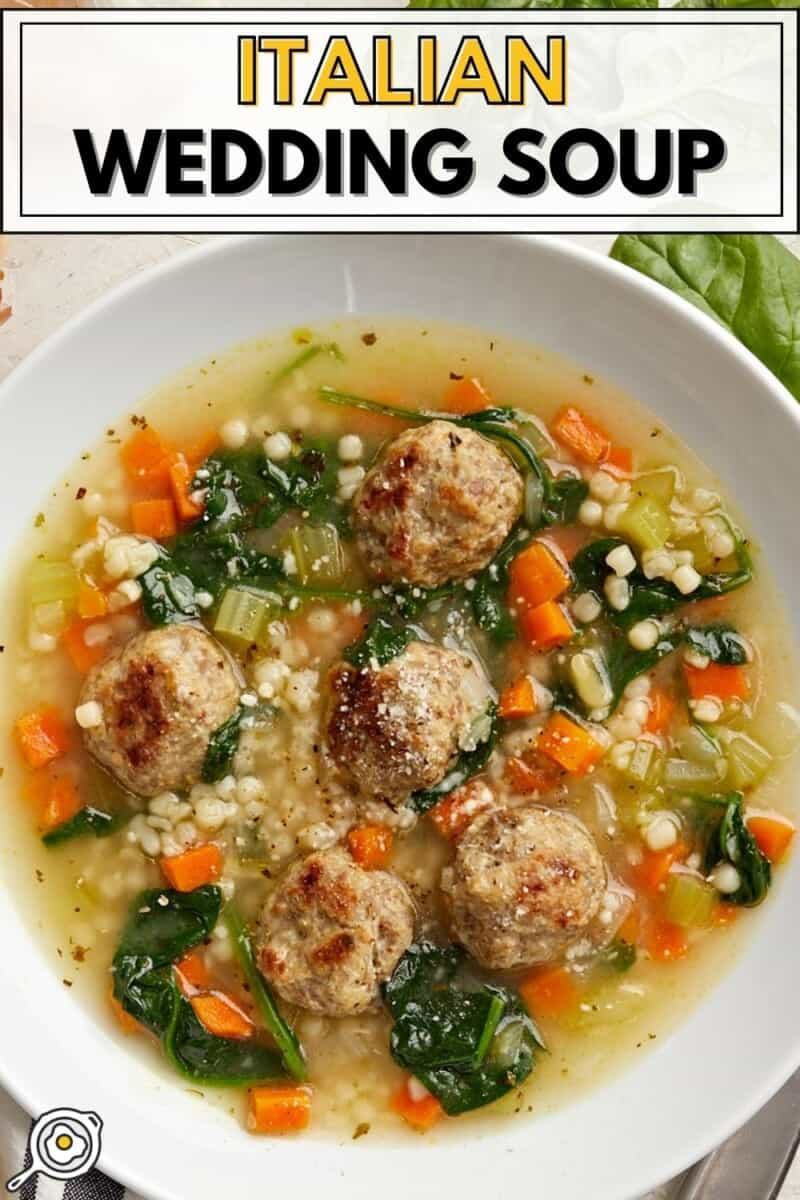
[131,498,178,541]
[38,776,81,833]
[746,814,795,864]
[444,376,492,415]
[77,581,108,620]
[168,453,204,523]
[499,676,536,720]
[605,446,633,475]
[645,687,675,735]
[248,1085,313,1135]
[390,1081,444,1132]
[519,967,579,1020]
[519,601,573,651]
[161,843,223,892]
[191,992,254,1040]
[505,752,563,795]
[184,429,221,470]
[429,779,494,841]
[684,662,749,702]
[62,620,108,674]
[175,950,211,995]
[14,706,70,769]
[537,713,604,776]
[109,990,141,1035]
[645,918,688,963]
[120,426,172,489]
[347,824,394,870]
[552,406,611,465]
[633,843,687,894]
[508,541,571,610]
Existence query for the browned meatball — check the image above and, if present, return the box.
[79,625,240,797]
[352,420,523,588]
[326,640,488,806]
[256,847,415,1016]
[442,806,606,970]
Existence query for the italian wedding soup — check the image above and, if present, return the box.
[2,319,799,1140]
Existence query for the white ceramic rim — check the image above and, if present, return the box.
[0,233,798,1200]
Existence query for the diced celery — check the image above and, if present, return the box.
[633,469,678,506]
[566,981,646,1030]
[676,723,724,768]
[625,740,663,785]
[282,524,344,587]
[616,495,672,551]
[214,587,276,648]
[570,649,612,712]
[725,732,772,790]
[664,873,717,928]
[27,559,79,607]
[517,416,555,457]
[675,531,716,574]
[663,756,725,792]
[33,600,67,634]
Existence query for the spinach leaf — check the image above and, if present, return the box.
[383,943,541,1116]
[610,235,800,402]
[202,708,245,784]
[571,537,752,630]
[685,625,749,665]
[138,556,201,625]
[542,475,589,526]
[469,575,517,643]
[411,703,501,814]
[112,886,285,1086]
[704,793,771,906]
[112,886,221,1032]
[164,990,283,1086]
[224,904,307,1081]
[343,615,417,669]
[606,629,682,708]
[42,805,129,847]
[598,939,637,973]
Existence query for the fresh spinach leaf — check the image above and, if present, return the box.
[468,524,531,642]
[411,703,501,814]
[391,990,505,1072]
[202,708,245,784]
[685,624,749,665]
[606,629,682,708]
[42,806,129,847]
[610,235,800,402]
[704,793,771,906]
[343,615,417,669]
[224,904,307,1081]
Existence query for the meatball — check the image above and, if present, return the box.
[326,640,488,806]
[257,847,415,1016]
[352,420,523,588]
[79,625,240,797]
[442,806,606,970]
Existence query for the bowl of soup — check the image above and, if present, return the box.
[0,234,799,1200]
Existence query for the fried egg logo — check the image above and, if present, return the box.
[6,1108,102,1192]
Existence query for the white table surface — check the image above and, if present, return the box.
[1,231,798,1200]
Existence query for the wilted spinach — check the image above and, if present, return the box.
[685,625,749,665]
[704,793,771,907]
[542,475,589,526]
[43,806,129,848]
[202,708,245,783]
[383,942,542,1116]
[605,629,682,709]
[112,886,284,1085]
[343,614,417,669]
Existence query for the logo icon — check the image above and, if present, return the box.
[6,1108,103,1192]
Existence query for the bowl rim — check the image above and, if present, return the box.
[1,231,799,1200]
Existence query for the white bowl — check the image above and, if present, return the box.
[1,234,798,1200]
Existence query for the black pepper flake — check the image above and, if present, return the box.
[62,979,73,988]
[583,374,594,385]
[72,946,88,963]
[106,429,115,437]
[361,332,377,346]
[75,487,87,501]
[449,371,464,381]
[34,513,45,528]
[35,869,43,883]
[353,1122,370,1140]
